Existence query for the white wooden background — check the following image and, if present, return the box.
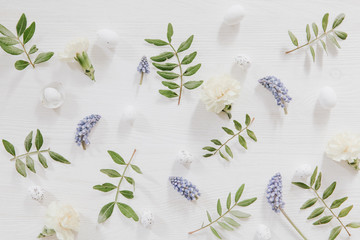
[0,0,359,239]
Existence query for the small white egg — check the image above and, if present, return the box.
[28,185,45,201]
[177,150,194,166]
[41,86,64,109]
[97,29,119,48]
[318,86,337,109]
[123,105,137,124]
[255,224,271,240]
[234,55,251,68]
[295,164,312,179]
[224,5,245,26]
[141,210,154,227]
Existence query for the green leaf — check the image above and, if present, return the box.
[334,31,347,40]
[320,40,327,53]
[125,176,135,186]
[238,135,247,149]
[117,202,139,221]
[237,197,257,207]
[329,226,342,240]
[38,152,48,168]
[131,164,142,174]
[15,158,27,177]
[167,23,173,43]
[219,150,229,161]
[162,81,180,89]
[120,190,134,199]
[310,166,318,187]
[338,205,353,218]
[211,139,222,145]
[307,207,325,219]
[315,172,322,190]
[16,13,27,37]
[323,182,336,200]
[152,62,178,71]
[292,182,310,189]
[34,52,54,64]
[225,145,233,158]
[322,13,329,32]
[15,60,29,70]
[245,114,251,126]
[312,23,319,37]
[177,35,194,52]
[159,90,178,98]
[183,63,201,76]
[26,155,36,173]
[144,39,168,46]
[300,198,317,209]
[203,153,213,158]
[49,151,70,164]
[183,80,203,90]
[157,71,179,80]
[288,31,299,46]
[306,24,311,42]
[246,129,257,142]
[93,183,117,192]
[210,226,222,239]
[2,139,16,156]
[230,210,251,218]
[0,24,16,38]
[203,146,217,152]
[29,45,38,54]
[0,44,23,55]
[222,127,234,135]
[233,120,242,131]
[313,215,333,225]
[108,150,125,165]
[330,197,348,209]
[309,46,315,62]
[23,22,35,44]
[150,52,174,62]
[206,210,212,222]
[98,202,115,223]
[181,51,197,64]
[100,169,121,178]
[218,222,234,231]
[332,13,345,29]
[217,199,222,215]
[224,217,240,227]
[226,193,231,209]
[0,37,18,45]
[35,129,43,150]
[235,184,244,202]
[346,222,360,228]
[328,34,341,48]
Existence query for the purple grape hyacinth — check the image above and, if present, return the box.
[137,56,150,85]
[266,173,285,213]
[169,176,200,201]
[258,76,292,114]
[75,114,101,150]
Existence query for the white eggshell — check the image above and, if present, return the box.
[123,105,137,124]
[224,5,245,26]
[295,164,312,179]
[41,85,64,109]
[234,55,251,68]
[28,185,45,201]
[177,150,194,166]
[141,210,154,227]
[318,86,337,109]
[97,29,119,48]
[255,224,271,240]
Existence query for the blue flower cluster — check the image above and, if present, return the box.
[169,176,200,201]
[258,76,292,112]
[137,56,150,74]
[266,173,285,213]
[75,114,101,148]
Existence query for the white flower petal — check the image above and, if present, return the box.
[325,132,360,162]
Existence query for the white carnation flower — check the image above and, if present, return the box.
[44,202,80,240]
[200,75,241,114]
[59,38,89,61]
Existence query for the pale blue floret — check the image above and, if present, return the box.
[75,114,101,147]
[258,76,292,109]
[266,173,285,213]
[137,56,150,74]
[169,176,200,201]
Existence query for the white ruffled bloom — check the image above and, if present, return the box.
[45,202,80,240]
[200,75,241,114]
[59,38,89,61]
[325,132,360,163]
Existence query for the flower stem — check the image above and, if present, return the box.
[311,187,351,236]
[10,149,50,161]
[140,72,144,85]
[114,149,137,203]
[168,43,184,105]
[212,118,255,156]
[280,208,308,240]
[17,37,35,68]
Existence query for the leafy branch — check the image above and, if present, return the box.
[0,13,54,70]
[2,129,70,177]
[203,114,257,161]
[188,184,257,239]
[286,13,347,62]
[145,23,203,105]
[292,166,360,240]
[94,149,142,223]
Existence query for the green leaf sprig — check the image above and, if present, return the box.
[292,166,360,240]
[145,23,203,105]
[0,13,54,70]
[94,149,142,223]
[188,184,257,239]
[286,13,347,62]
[2,129,70,177]
[203,114,257,161]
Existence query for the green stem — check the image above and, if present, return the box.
[17,37,35,68]
[212,118,255,156]
[10,149,50,161]
[280,208,308,240]
[114,149,137,203]
[168,43,183,105]
[285,29,334,54]
[311,187,351,236]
